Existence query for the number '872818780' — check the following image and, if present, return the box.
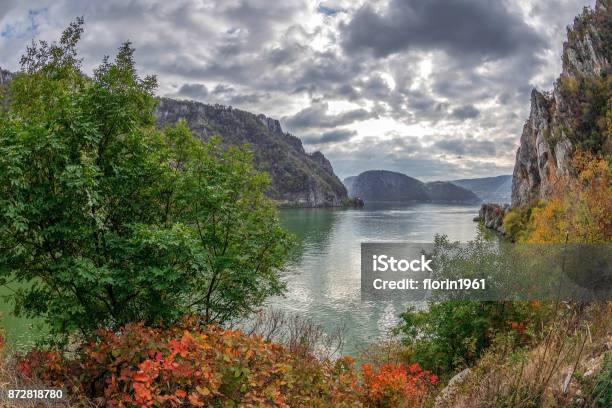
[5,388,65,401]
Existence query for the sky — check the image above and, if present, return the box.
[0,0,596,180]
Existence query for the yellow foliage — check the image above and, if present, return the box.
[522,151,611,243]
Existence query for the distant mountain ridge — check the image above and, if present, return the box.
[156,98,348,207]
[451,175,512,203]
[344,170,480,204]
[425,181,481,204]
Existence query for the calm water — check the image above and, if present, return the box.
[0,202,479,353]
[270,202,480,355]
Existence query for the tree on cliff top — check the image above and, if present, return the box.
[0,19,292,339]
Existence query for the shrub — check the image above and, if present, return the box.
[435,303,612,408]
[17,322,357,407]
[396,235,549,376]
[522,152,611,243]
[503,206,532,242]
[0,20,292,339]
[359,363,437,408]
[16,322,442,408]
[397,301,544,377]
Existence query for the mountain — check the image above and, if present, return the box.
[451,175,512,203]
[425,181,481,204]
[348,170,429,202]
[0,70,347,208]
[343,176,357,195]
[345,170,479,204]
[155,98,348,207]
[511,0,611,207]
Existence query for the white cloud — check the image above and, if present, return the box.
[0,0,596,179]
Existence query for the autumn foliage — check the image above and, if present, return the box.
[16,322,437,407]
[504,151,611,243]
[359,363,437,407]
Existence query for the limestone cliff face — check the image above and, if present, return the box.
[156,98,348,207]
[0,68,347,207]
[0,68,12,86]
[511,0,611,207]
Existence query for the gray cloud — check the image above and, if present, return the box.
[342,0,546,59]
[451,105,480,120]
[432,136,517,157]
[0,0,594,180]
[282,102,377,131]
[302,129,356,145]
[0,1,17,20]
[176,83,208,99]
[325,134,514,180]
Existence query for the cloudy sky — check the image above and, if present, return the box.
[0,0,596,180]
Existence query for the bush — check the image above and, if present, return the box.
[16,322,439,408]
[397,301,543,377]
[0,20,292,339]
[359,363,437,408]
[434,303,612,408]
[517,152,611,243]
[396,235,548,376]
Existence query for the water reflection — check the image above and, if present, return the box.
[270,203,480,355]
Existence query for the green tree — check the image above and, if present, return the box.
[0,19,291,339]
[396,235,546,375]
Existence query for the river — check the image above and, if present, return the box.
[270,202,481,355]
[0,202,481,354]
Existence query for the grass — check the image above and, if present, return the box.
[436,302,612,408]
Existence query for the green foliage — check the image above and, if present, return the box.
[502,204,539,242]
[396,236,546,376]
[574,351,612,408]
[558,73,612,155]
[591,352,612,408]
[0,20,292,339]
[397,301,540,376]
[341,197,364,208]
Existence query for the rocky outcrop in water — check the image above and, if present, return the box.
[477,203,509,234]
[511,0,611,207]
[156,98,348,207]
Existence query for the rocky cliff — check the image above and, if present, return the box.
[0,69,347,207]
[0,68,12,86]
[511,0,611,207]
[156,98,348,207]
[0,68,12,109]
[477,203,509,234]
[343,176,357,196]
